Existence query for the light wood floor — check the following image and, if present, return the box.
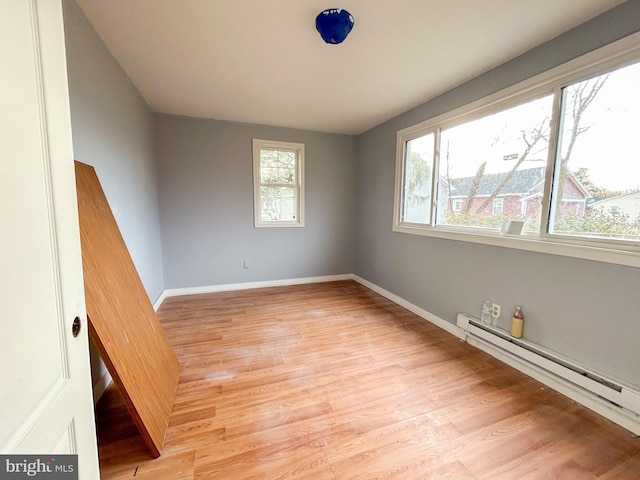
[96,280,640,479]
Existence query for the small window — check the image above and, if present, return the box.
[253,139,304,227]
[492,198,504,215]
[452,199,463,212]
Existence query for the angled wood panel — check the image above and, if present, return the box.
[75,161,180,458]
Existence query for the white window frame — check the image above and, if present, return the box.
[253,139,305,228]
[393,31,640,268]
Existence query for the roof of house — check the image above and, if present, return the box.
[590,190,640,206]
[449,166,546,197]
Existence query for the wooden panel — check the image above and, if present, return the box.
[75,161,180,458]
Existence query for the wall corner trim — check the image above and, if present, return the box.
[153,291,167,311]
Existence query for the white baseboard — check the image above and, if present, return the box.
[92,371,112,405]
[153,290,167,311]
[352,275,465,340]
[159,274,354,302]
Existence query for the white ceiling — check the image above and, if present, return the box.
[75,0,625,135]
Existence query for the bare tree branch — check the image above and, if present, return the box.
[467,75,606,215]
[556,74,609,198]
[473,117,548,213]
[464,161,486,212]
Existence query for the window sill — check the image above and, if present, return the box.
[393,223,640,268]
[255,222,305,228]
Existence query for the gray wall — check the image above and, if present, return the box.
[63,0,164,302]
[155,114,357,289]
[63,0,164,388]
[355,1,640,388]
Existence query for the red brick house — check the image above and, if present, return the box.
[447,166,589,219]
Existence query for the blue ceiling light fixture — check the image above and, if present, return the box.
[315,8,354,45]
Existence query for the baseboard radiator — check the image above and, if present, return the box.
[456,313,640,434]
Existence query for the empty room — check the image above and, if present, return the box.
[4,0,640,478]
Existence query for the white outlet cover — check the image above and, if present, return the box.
[492,304,501,318]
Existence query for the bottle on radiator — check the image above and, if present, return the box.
[481,300,492,324]
[511,306,524,338]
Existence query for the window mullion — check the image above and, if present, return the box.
[431,128,441,227]
[540,86,565,237]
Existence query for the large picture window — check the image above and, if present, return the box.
[394,33,640,266]
[253,139,304,227]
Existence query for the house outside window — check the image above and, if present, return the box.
[393,32,640,267]
[253,139,304,227]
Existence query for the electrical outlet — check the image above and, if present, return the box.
[492,303,501,318]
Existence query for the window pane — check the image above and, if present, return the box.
[492,198,504,215]
[260,186,297,222]
[550,62,640,242]
[437,96,553,232]
[260,149,296,184]
[402,133,434,224]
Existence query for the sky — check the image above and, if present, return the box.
[568,61,640,191]
[410,60,640,193]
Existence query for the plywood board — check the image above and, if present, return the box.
[75,161,180,458]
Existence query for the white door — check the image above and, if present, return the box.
[0,0,100,478]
